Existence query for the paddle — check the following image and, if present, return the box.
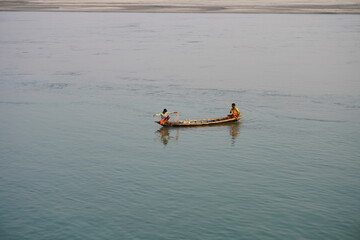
[226,103,232,112]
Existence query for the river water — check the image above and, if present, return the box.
[0,12,359,240]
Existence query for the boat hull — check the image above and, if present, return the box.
[155,115,244,127]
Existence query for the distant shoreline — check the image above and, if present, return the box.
[1,0,360,14]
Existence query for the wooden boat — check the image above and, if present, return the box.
[155,115,244,127]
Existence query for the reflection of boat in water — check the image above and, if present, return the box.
[155,115,244,127]
[155,121,242,146]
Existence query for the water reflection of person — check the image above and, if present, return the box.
[156,127,179,146]
[229,122,241,145]
[158,127,170,145]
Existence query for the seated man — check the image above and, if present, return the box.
[228,103,240,118]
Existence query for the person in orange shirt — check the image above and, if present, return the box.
[228,103,240,118]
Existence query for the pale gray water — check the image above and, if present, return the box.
[0,12,360,240]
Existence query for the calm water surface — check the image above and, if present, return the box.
[0,12,360,240]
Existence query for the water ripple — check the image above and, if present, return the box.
[285,116,346,123]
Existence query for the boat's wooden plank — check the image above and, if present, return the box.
[156,115,244,126]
